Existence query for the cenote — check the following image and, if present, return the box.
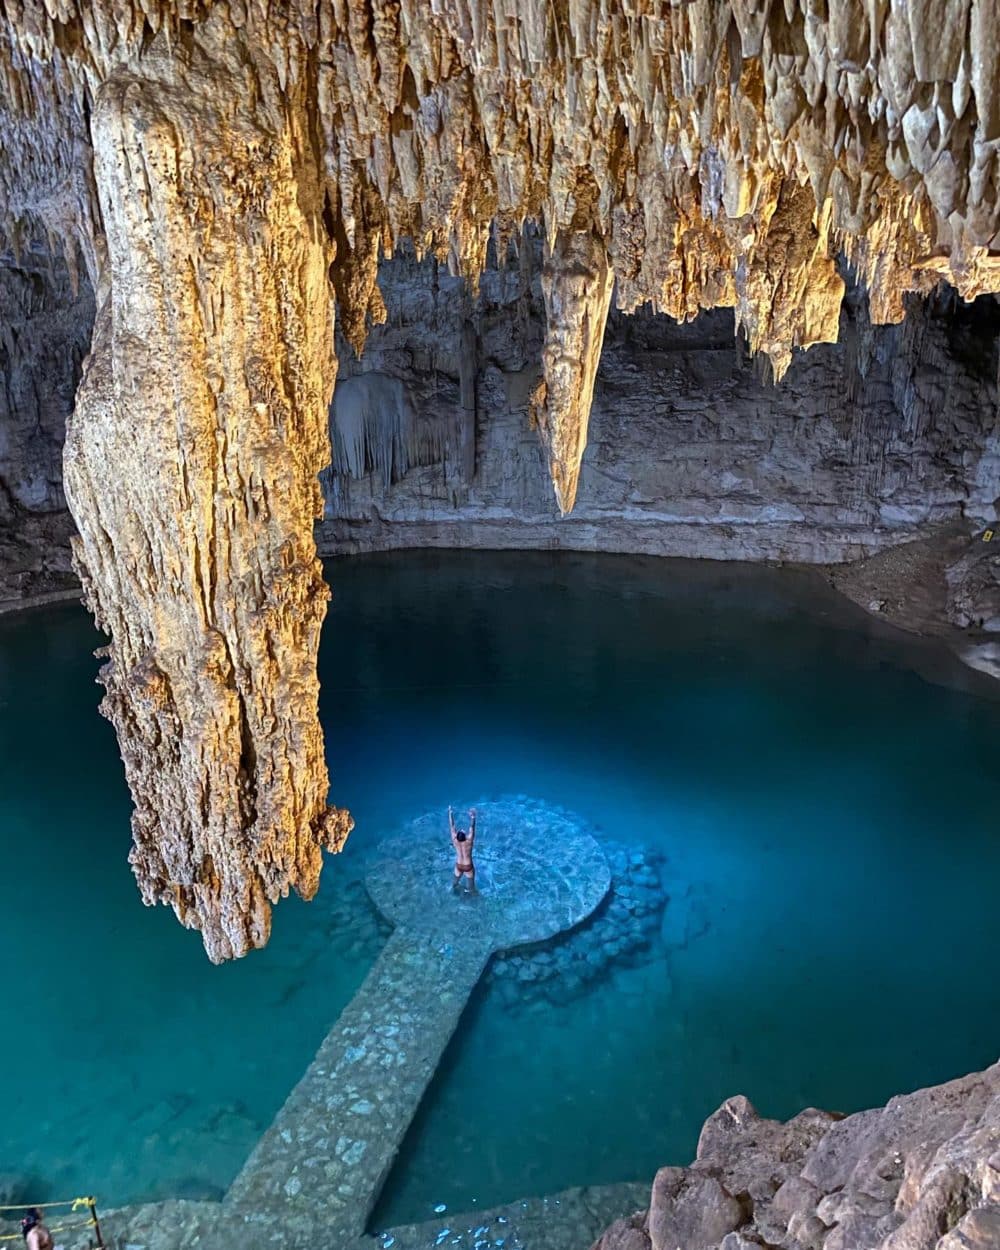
[2,549,999,1227]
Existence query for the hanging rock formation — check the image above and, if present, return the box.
[531,230,616,514]
[63,27,352,961]
[2,1,1000,952]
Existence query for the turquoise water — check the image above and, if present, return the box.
[1,550,999,1222]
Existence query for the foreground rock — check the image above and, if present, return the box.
[592,1063,1000,1250]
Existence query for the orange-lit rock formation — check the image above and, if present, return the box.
[2,0,999,954]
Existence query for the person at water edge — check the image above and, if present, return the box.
[21,1208,53,1250]
[449,805,477,892]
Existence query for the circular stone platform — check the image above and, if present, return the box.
[365,798,611,950]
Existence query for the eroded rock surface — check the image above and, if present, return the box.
[63,33,351,961]
[4,1,1000,950]
[322,252,1000,568]
[0,250,93,602]
[591,1063,1000,1250]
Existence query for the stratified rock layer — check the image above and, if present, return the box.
[323,253,1000,565]
[3,1,1000,951]
[63,35,350,961]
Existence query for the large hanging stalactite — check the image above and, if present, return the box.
[531,229,616,515]
[63,35,351,962]
[2,0,1000,954]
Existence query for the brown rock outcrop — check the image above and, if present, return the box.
[591,1065,1000,1250]
[4,1,1000,950]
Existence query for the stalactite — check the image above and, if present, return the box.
[330,372,422,489]
[2,0,1000,950]
[62,31,351,962]
[531,230,616,515]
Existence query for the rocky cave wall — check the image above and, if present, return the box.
[0,249,93,602]
[3,0,1000,954]
[322,247,1000,565]
[7,256,998,610]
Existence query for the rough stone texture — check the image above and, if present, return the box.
[0,250,93,602]
[226,801,610,1243]
[531,229,616,513]
[4,2,1000,949]
[946,541,1000,633]
[62,31,351,962]
[590,1063,1000,1250]
[827,526,1000,680]
[647,1168,744,1250]
[321,252,1000,567]
[0,1182,652,1250]
[227,924,496,1242]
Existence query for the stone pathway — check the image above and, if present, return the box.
[226,801,610,1244]
[40,1179,652,1250]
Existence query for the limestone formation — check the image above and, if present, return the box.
[3,1,1000,951]
[322,256,1000,569]
[531,230,616,513]
[0,249,93,600]
[62,31,351,961]
[591,1062,1000,1250]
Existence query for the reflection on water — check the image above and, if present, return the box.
[1,550,999,1221]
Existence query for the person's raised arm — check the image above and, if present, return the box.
[448,805,457,844]
[468,807,477,841]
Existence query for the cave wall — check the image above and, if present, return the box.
[4,0,1000,954]
[320,250,1000,565]
[0,250,94,602]
[2,247,998,611]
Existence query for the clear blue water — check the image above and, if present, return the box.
[2,550,999,1224]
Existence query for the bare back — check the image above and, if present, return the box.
[26,1224,53,1250]
[452,828,475,866]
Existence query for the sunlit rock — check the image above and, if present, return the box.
[63,32,351,961]
[2,0,1000,951]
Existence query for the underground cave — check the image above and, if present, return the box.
[1,4,1000,1250]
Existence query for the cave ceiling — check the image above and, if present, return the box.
[1,0,997,957]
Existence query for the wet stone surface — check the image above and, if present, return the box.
[365,799,612,949]
[17,1180,650,1250]
[485,840,666,1007]
[225,801,611,1244]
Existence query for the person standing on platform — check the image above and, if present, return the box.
[449,805,477,893]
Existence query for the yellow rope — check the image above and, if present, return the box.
[0,1198,95,1212]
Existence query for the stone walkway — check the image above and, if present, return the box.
[226,801,610,1244]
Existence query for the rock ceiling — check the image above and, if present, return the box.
[0,0,997,957]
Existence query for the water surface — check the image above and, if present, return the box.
[1,551,998,1222]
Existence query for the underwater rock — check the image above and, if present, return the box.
[0,1172,35,1208]
[485,841,667,1007]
